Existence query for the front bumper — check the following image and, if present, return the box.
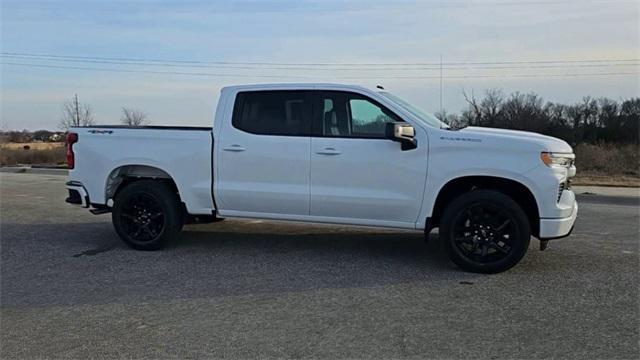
[539,199,578,239]
[65,181,90,208]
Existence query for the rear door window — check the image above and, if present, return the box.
[232,91,311,136]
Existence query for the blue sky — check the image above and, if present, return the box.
[1,0,638,130]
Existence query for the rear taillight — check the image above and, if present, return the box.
[66,132,78,169]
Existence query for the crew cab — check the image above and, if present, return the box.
[65,83,578,273]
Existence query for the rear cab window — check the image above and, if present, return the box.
[232,91,312,136]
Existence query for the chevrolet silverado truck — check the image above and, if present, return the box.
[65,83,577,273]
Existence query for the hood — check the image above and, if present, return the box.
[459,126,573,153]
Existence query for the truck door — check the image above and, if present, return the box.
[216,90,312,216]
[309,91,428,226]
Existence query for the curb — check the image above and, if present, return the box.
[0,167,68,176]
[572,182,639,189]
[573,185,639,198]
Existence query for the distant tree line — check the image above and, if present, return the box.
[4,92,637,145]
[437,89,639,145]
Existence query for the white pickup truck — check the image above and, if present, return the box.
[65,83,577,273]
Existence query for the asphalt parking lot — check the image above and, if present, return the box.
[1,172,638,359]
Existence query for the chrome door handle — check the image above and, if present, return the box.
[223,144,246,152]
[316,147,341,155]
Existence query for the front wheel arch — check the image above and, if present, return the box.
[430,176,540,237]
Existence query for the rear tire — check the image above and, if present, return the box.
[112,180,182,250]
[440,190,530,274]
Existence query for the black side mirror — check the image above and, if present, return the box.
[385,122,417,151]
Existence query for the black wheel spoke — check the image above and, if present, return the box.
[121,213,138,222]
[455,235,474,244]
[480,244,488,257]
[495,218,511,231]
[142,225,157,238]
[149,212,163,220]
[119,193,165,242]
[490,242,510,254]
[451,200,517,264]
[131,224,145,238]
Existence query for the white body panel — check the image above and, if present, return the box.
[69,128,214,214]
[67,83,578,239]
[310,136,427,225]
[217,131,311,215]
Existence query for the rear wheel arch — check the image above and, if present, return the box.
[106,165,181,205]
[430,176,540,237]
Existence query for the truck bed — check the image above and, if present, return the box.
[69,125,215,214]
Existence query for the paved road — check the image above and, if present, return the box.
[1,173,638,359]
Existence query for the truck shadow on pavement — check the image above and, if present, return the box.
[1,220,479,307]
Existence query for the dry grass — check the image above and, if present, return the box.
[572,173,639,187]
[573,143,639,187]
[574,143,639,175]
[0,143,66,166]
[0,142,64,151]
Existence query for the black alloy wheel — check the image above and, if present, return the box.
[112,180,182,250]
[441,190,530,273]
[451,202,516,263]
[118,193,165,242]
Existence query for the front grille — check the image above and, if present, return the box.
[557,182,566,202]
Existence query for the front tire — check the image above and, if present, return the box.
[440,190,531,274]
[112,180,182,250]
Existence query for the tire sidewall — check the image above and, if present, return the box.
[441,190,531,274]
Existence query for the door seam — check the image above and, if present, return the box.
[308,136,312,216]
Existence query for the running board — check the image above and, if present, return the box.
[90,207,111,215]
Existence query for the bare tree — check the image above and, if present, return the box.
[480,88,504,126]
[434,110,463,128]
[121,107,148,126]
[462,89,482,126]
[59,94,94,130]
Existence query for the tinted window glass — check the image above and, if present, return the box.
[315,91,401,138]
[349,99,397,136]
[233,91,310,136]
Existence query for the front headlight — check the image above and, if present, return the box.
[540,152,575,168]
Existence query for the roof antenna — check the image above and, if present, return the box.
[376,84,385,90]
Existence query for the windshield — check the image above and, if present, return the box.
[380,92,449,129]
